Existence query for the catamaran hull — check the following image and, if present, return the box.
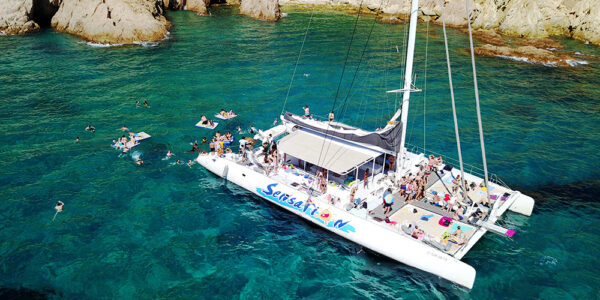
[197,155,477,289]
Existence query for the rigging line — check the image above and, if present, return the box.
[314,0,365,169]
[440,0,468,198]
[280,10,315,116]
[338,0,388,121]
[423,20,429,154]
[332,0,364,109]
[465,0,493,216]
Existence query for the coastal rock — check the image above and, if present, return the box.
[473,44,577,67]
[279,0,600,45]
[240,0,281,21]
[0,0,38,35]
[0,0,59,35]
[51,0,170,44]
[164,0,209,15]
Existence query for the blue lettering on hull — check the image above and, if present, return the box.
[257,183,355,233]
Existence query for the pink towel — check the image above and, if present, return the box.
[506,230,515,237]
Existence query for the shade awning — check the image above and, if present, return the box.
[278,130,381,175]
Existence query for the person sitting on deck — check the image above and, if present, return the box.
[303,105,311,119]
[411,226,425,240]
[427,155,436,171]
[228,109,236,117]
[220,109,227,117]
[435,155,444,166]
[328,110,335,122]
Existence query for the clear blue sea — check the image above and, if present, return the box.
[1,7,600,299]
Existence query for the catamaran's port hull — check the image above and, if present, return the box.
[197,155,477,289]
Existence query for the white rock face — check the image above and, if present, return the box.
[240,0,281,21]
[51,0,170,44]
[0,0,39,35]
[279,0,600,45]
[165,0,209,15]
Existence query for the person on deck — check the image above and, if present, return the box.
[383,188,394,215]
[328,110,335,122]
[363,169,370,189]
[303,105,311,119]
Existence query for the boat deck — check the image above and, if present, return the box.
[205,146,518,258]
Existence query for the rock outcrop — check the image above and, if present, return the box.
[240,0,281,21]
[280,0,600,46]
[1,0,208,43]
[0,0,59,35]
[164,0,209,15]
[51,0,170,44]
[474,44,579,67]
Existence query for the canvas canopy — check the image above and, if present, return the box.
[278,130,381,175]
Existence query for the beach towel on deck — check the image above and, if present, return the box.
[134,132,151,141]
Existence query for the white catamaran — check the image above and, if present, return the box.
[197,0,534,289]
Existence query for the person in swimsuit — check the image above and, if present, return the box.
[144,100,149,107]
[166,150,174,159]
[328,110,334,122]
[209,139,215,153]
[363,168,370,189]
[237,126,242,133]
[228,109,236,117]
[200,115,208,125]
[201,137,207,143]
[220,109,227,117]
[136,101,140,107]
[120,125,128,131]
[85,125,95,133]
[249,125,256,135]
[75,137,79,143]
[187,160,194,166]
[191,141,199,153]
[208,119,214,127]
[303,105,310,119]
[136,159,143,166]
[55,201,64,212]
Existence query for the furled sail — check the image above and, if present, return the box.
[283,112,402,153]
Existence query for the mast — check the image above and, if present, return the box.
[390,0,419,172]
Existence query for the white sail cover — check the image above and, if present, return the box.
[283,112,402,153]
[278,130,380,174]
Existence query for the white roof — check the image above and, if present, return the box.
[278,130,381,174]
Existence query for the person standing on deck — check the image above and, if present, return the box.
[363,168,370,189]
[328,110,334,122]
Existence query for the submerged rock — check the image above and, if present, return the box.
[51,0,170,44]
[240,0,281,21]
[473,44,579,67]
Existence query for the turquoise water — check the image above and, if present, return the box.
[1,7,600,299]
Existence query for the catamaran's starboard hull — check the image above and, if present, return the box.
[197,155,477,289]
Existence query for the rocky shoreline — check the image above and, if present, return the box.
[1,0,598,66]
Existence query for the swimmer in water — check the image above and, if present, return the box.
[144,100,149,108]
[249,125,256,135]
[136,159,143,166]
[120,125,128,131]
[85,124,95,133]
[75,137,79,143]
[166,150,174,158]
[136,100,140,107]
[52,200,64,221]
[55,201,64,212]
[187,160,194,166]
[237,126,242,133]
[175,159,180,165]
[201,137,207,143]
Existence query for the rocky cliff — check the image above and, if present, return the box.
[240,0,281,21]
[280,0,600,46]
[1,0,208,43]
[51,0,170,44]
